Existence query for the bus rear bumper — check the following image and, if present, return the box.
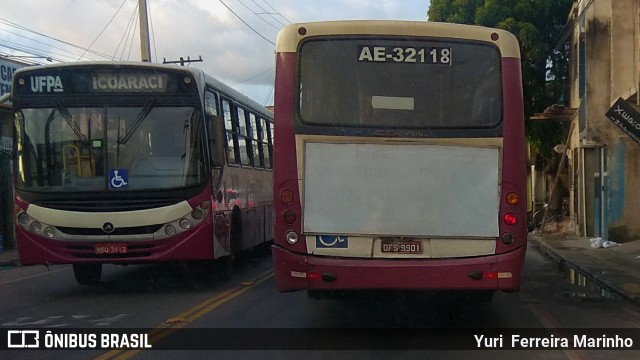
[271,245,526,292]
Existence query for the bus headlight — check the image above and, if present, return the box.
[44,227,56,238]
[18,212,30,224]
[179,218,192,229]
[29,221,42,233]
[191,208,204,220]
[165,225,177,236]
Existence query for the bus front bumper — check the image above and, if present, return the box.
[271,245,526,292]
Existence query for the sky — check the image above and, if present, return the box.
[1,0,432,106]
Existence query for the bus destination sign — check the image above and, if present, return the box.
[93,72,168,93]
[16,68,178,97]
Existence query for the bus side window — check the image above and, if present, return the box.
[261,118,273,169]
[250,113,263,167]
[222,99,238,164]
[236,107,252,166]
[205,90,222,165]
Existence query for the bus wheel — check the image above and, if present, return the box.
[73,264,102,285]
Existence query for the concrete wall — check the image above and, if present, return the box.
[568,0,640,241]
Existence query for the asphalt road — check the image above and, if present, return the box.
[1,244,639,359]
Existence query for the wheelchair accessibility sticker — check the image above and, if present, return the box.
[109,169,129,189]
[316,235,348,248]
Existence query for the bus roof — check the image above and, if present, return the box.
[276,20,520,59]
[13,61,273,119]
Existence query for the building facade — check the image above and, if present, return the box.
[566,0,640,241]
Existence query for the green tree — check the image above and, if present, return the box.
[428,0,573,159]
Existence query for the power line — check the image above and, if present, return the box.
[234,0,281,31]
[218,0,275,45]
[78,0,129,61]
[148,0,158,62]
[260,0,292,24]
[231,66,273,86]
[262,86,274,106]
[113,2,139,60]
[0,18,114,60]
[0,40,67,63]
[249,0,286,27]
[0,28,100,61]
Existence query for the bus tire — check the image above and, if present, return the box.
[73,263,102,285]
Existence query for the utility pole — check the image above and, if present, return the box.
[163,56,203,66]
[139,0,152,62]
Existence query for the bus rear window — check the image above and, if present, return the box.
[298,37,502,129]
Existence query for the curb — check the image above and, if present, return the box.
[528,236,639,307]
[0,251,20,268]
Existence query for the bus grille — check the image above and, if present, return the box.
[57,224,164,236]
[32,198,184,212]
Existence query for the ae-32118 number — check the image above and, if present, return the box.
[357,45,452,65]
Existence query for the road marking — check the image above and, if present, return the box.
[95,269,274,360]
[526,302,591,360]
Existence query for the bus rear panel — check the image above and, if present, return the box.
[272,21,526,293]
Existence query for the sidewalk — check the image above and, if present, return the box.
[528,231,640,307]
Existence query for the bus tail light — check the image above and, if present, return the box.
[501,232,515,245]
[506,192,519,205]
[282,210,297,225]
[503,213,517,225]
[280,189,294,204]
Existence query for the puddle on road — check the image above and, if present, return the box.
[563,266,619,300]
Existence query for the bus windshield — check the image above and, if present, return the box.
[299,37,502,129]
[14,105,206,191]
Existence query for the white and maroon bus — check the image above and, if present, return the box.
[12,62,273,284]
[271,21,526,300]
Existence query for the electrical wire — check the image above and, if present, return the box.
[231,66,273,86]
[218,0,275,45]
[249,0,286,27]
[235,0,281,31]
[78,0,129,61]
[0,18,114,60]
[260,0,292,24]
[113,2,139,60]
[148,0,158,62]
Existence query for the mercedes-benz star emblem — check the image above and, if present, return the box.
[102,222,115,234]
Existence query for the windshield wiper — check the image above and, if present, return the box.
[56,102,87,142]
[118,100,154,144]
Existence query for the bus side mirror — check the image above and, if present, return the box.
[210,115,225,167]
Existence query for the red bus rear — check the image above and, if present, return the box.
[272,21,526,297]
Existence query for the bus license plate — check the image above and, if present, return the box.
[94,243,127,254]
[381,239,422,254]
